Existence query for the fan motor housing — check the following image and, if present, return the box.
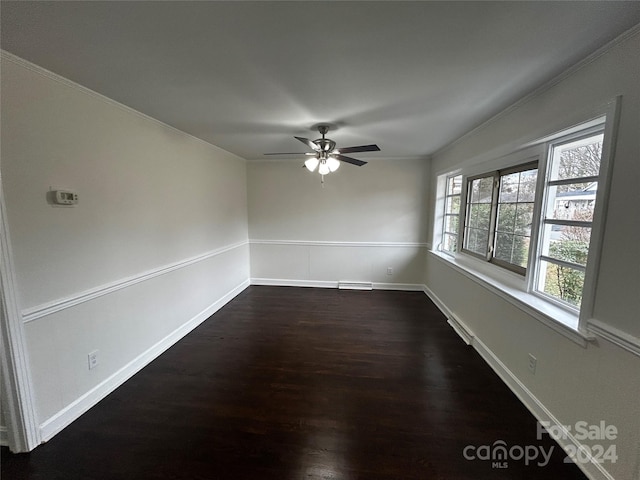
[315,138,336,152]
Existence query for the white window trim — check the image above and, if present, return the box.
[440,173,462,257]
[431,97,621,345]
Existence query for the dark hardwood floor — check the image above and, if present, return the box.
[2,286,586,479]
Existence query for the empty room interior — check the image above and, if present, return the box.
[1,2,639,479]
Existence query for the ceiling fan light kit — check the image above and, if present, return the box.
[305,153,340,174]
[265,124,380,183]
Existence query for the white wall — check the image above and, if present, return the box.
[1,54,250,439]
[248,158,429,287]
[425,30,640,480]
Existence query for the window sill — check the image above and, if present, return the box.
[429,250,595,347]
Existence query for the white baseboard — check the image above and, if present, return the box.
[38,278,250,443]
[423,284,449,313]
[250,278,338,289]
[423,284,473,344]
[423,284,614,480]
[0,425,8,447]
[472,336,613,480]
[251,278,425,292]
[373,282,425,291]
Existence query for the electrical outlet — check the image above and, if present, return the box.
[88,350,99,370]
[387,267,393,275]
[528,353,537,374]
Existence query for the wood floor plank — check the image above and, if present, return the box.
[1,286,587,479]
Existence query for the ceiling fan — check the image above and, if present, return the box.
[264,124,380,178]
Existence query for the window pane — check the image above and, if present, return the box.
[550,134,603,181]
[498,172,520,203]
[475,229,489,254]
[542,225,592,267]
[465,227,489,256]
[470,176,493,203]
[493,166,537,272]
[496,203,516,233]
[547,182,597,222]
[445,195,461,214]
[442,233,458,253]
[512,235,530,268]
[515,203,534,235]
[494,232,513,263]
[448,175,462,195]
[478,177,493,202]
[469,203,491,230]
[538,260,585,308]
[494,233,530,267]
[444,214,459,234]
[518,170,538,202]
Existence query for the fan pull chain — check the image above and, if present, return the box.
[321,174,325,187]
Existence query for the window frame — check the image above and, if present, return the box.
[460,160,540,275]
[440,174,462,256]
[432,96,620,337]
[461,171,496,261]
[530,125,607,313]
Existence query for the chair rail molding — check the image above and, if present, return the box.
[21,240,248,323]
[587,318,640,358]
[249,239,428,248]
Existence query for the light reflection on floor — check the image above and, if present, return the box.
[295,430,351,480]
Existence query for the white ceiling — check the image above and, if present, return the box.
[2,1,640,162]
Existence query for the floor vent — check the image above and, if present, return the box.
[338,281,373,291]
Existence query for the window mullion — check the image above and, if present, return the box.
[540,255,586,272]
[487,173,500,261]
[543,219,593,228]
[548,176,599,187]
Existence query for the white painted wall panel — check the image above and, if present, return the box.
[249,243,310,280]
[248,158,429,285]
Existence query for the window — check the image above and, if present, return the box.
[462,162,538,274]
[463,175,493,258]
[441,175,462,255]
[535,131,603,308]
[433,106,616,327]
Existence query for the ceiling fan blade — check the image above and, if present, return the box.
[295,136,321,151]
[264,152,316,156]
[336,144,380,154]
[335,154,367,166]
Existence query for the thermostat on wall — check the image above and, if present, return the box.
[52,190,78,206]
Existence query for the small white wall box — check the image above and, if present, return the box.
[53,190,78,205]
